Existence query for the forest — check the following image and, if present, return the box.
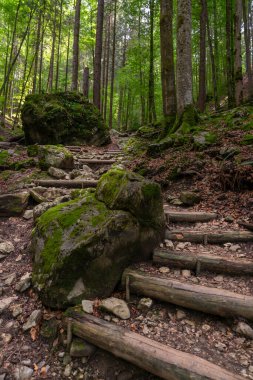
[1,1,253,380]
[0,0,252,130]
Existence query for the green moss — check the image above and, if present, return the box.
[241,134,253,145]
[141,183,161,200]
[27,145,39,157]
[96,168,128,208]
[0,170,13,180]
[0,150,10,166]
[11,158,36,171]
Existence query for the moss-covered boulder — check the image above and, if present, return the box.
[37,145,74,170]
[96,168,165,231]
[21,92,111,146]
[32,170,165,308]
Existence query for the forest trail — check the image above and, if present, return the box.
[1,140,253,380]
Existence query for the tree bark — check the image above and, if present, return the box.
[165,229,253,244]
[160,0,176,125]
[234,0,243,106]
[226,0,236,108]
[72,0,81,91]
[122,269,253,320]
[83,67,90,98]
[197,0,207,112]
[109,0,117,129]
[93,0,105,110]
[243,0,253,98]
[66,311,242,380]
[148,0,156,124]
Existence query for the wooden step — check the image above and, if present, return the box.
[65,311,242,380]
[33,180,98,188]
[164,210,218,223]
[166,229,253,244]
[153,249,253,275]
[77,159,116,165]
[122,269,253,320]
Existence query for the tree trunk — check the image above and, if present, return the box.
[47,4,57,93]
[109,0,117,129]
[160,0,176,126]
[243,0,253,98]
[83,67,90,98]
[72,0,81,91]
[55,0,64,91]
[148,0,156,124]
[32,11,42,94]
[226,0,236,108]
[234,0,243,106]
[174,0,195,131]
[66,311,242,380]
[197,0,207,112]
[65,27,71,91]
[93,0,105,110]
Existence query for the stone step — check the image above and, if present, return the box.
[122,269,253,321]
[165,229,253,244]
[153,248,253,276]
[163,209,218,223]
[76,159,116,165]
[33,179,98,188]
[66,311,243,380]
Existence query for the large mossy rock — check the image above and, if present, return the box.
[0,192,29,217]
[21,92,111,146]
[32,170,165,308]
[37,145,74,170]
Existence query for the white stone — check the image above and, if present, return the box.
[236,322,253,339]
[182,269,191,278]
[100,297,130,320]
[23,310,42,331]
[23,210,33,220]
[138,298,153,311]
[67,278,85,301]
[159,267,170,274]
[0,297,17,314]
[13,366,33,380]
[0,241,14,255]
[81,300,93,314]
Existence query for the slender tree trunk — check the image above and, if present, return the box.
[109,0,117,129]
[103,13,111,122]
[206,3,219,110]
[117,34,127,130]
[138,4,146,126]
[39,0,46,94]
[83,67,90,98]
[72,0,81,91]
[65,26,71,91]
[174,0,195,130]
[93,0,105,110]
[243,0,253,98]
[148,0,156,124]
[47,4,57,93]
[234,0,243,105]
[226,0,235,108]
[55,0,64,91]
[160,0,176,126]
[33,11,42,94]
[197,0,207,112]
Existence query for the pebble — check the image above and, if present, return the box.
[215,342,226,352]
[159,267,170,274]
[23,210,33,220]
[214,275,223,282]
[164,240,174,249]
[176,310,186,320]
[138,298,153,311]
[236,322,253,339]
[81,300,93,314]
[21,360,32,366]
[230,244,241,252]
[64,364,72,377]
[0,333,12,344]
[202,324,211,332]
[100,297,130,320]
[12,305,23,318]
[5,273,16,286]
[13,365,33,380]
[70,338,96,358]
[0,297,17,314]
[249,366,253,373]
[23,310,42,331]
[182,270,191,278]
[0,241,15,255]
[58,352,65,358]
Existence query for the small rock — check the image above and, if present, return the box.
[202,324,211,332]
[15,273,31,293]
[225,215,234,223]
[23,310,42,331]
[63,364,72,377]
[214,275,223,282]
[215,342,226,352]
[170,199,183,206]
[176,310,186,320]
[48,167,67,179]
[0,374,6,380]
[230,244,241,252]
[0,297,17,314]
[81,300,93,314]
[182,270,191,278]
[164,240,174,249]
[159,267,170,274]
[137,298,153,311]
[23,210,33,220]
[104,315,111,322]
[70,338,96,358]
[100,298,130,320]
[21,360,32,367]
[5,273,16,285]
[236,322,253,339]
[58,352,65,358]
[179,192,201,207]
[249,366,253,373]
[0,241,14,255]
[0,333,12,344]
[12,305,23,318]
[13,365,33,380]
[176,242,190,250]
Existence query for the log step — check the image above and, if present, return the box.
[153,249,253,275]
[164,210,218,223]
[66,311,242,380]
[122,269,253,320]
[33,180,98,188]
[166,229,253,244]
[76,159,116,165]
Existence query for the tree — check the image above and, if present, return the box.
[148,0,156,124]
[160,0,176,126]
[197,0,207,112]
[72,0,81,91]
[93,0,104,110]
[234,0,243,106]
